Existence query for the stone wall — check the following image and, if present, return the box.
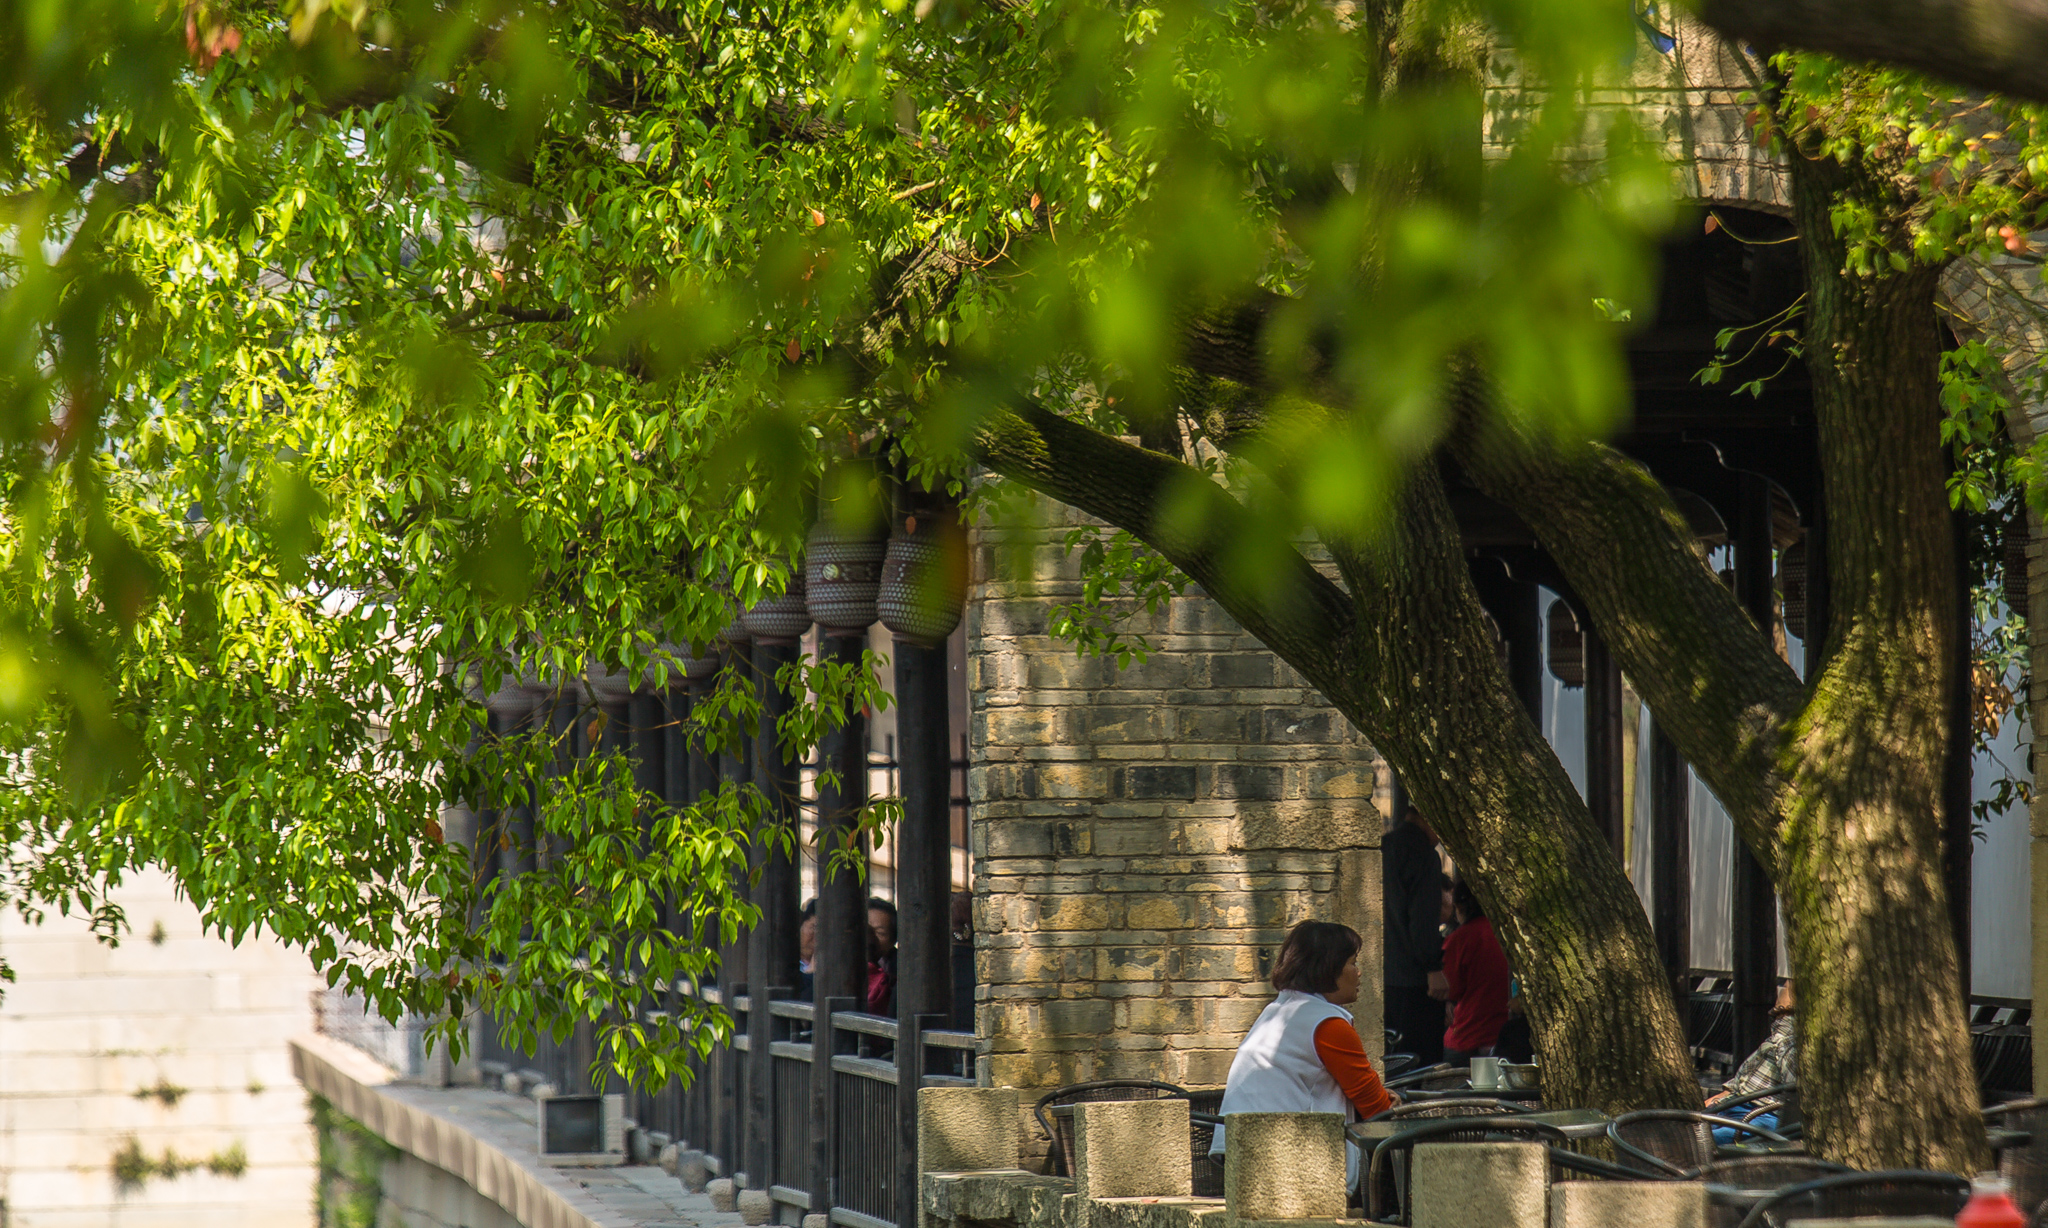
[0,867,321,1227]
[965,497,1387,1102]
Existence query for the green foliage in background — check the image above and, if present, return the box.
[3,0,2046,1092]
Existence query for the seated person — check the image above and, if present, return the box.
[1441,878,1511,1065]
[1707,980,1797,1141]
[1211,920,1394,1189]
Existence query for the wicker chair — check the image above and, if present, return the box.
[1365,1117,1567,1223]
[1693,1156,1851,1228]
[1987,1097,2048,1226]
[1367,1098,1532,1123]
[1033,1080,1189,1177]
[1712,1082,1802,1139]
[1385,1064,1466,1092]
[1734,1170,1969,1228]
[1607,1110,1789,1178]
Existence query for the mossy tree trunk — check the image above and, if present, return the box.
[974,403,1702,1115]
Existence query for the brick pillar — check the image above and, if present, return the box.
[967,500,1387,1105]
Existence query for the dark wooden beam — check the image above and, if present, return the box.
[1584,626,1626,861]
[895,638,954,1228]
[1730,472,1781,1058]
[1943,506,1974,1005]
[1650,721,1692,1012]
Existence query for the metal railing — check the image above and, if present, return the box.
[480,985,979,1228]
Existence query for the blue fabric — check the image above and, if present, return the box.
[1712,1112,1777,1145]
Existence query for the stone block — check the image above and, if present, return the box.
[920,1086,1023,1176]
[1410,1142,1548,1228]
[680,1149,713,1191]
[1549,1180,1706,1228]
[1127,896,1199,930]
[804,1215,831,1228]
[1045,999,1115,1035]
[1121,766,1199,800]
[1221,1113,1346,1223]
[1207,654,1276,688]
[738,1189,775,1224]
[708,1178,739,1212]
[1176,708,1251,743]
[1124,997,1199,1035]
[1212,765,1283,801]
[1074,1100,1193,1199]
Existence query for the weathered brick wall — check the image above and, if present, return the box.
[965,498,1386,1101]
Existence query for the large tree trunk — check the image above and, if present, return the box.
[975,405,1700,1113]
[1779,152,1987,1172]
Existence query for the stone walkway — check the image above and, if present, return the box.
[294,1033,749,1228]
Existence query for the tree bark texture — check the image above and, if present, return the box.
[1697,0,2048,109]
[974,407,1700,1114]
[1777,152,1986,1172]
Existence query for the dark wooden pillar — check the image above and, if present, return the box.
[1943,506,1974,1005]
[1731,473,1781,1058]
[814,631,872,1010]
[1583,624,1626,860]
[895,638,953,1228]
[1469,560,1543,722]
[752,641,803,998]
[1649,721,1691,1012]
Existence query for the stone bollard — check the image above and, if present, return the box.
[707,1178,739,1212]
[1221,1113,1347,1227]
[1410,1142,1547,1228]
[917,1087,1023,1228]
[737,1189,774,1225]
[1073,1100,1194,1199]
[679,1150,713,1192]
[659,1142,681,1177]
[803,1215,831,1228]
[1549,1180,1707,1228]
[501,1071,524,1096]
[528,1081,559,1101]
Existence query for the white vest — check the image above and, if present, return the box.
[1210,990,1362,1185]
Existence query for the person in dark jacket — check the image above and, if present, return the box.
[1382,809,1448,1064]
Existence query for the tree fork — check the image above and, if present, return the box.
[974,404,1699,1113]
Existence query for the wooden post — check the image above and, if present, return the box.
[1503,577,1544,722]
[1649,721,1691,1012]
[816,632,872,1012]
[717,656,752,1172]
[811,995,856,1219]
[1731,473,1780,1059]
[1583,623,1626,861]
[748,986,788,1188]
[1943,506,1974,1005]
[896,632,954,1228]
[754,641,804,1011]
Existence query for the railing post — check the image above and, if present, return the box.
[811,995,855,1222]
[898,1013,947,1228]
[723,992,746,1177]
[749,986,789,1187]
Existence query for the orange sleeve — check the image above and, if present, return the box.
[1313,1016,1395,1120]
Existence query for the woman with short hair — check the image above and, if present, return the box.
[1210,920,1394,1187]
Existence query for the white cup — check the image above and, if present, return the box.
[1470,1056,1503,1090]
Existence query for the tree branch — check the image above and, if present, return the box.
[970,401,1356,665]
[1445,377,1808,867]
[1698,0,2048,105]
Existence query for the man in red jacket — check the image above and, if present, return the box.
[1441,877,1512,1063]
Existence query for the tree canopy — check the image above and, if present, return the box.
[1,0,2046,1163]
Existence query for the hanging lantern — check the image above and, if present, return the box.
[806,521,888,632]
[1546,600,1585,688]
[878,515,969,647]
[1779,541,1807,641]
[740,574,812,645]
[2007,521,2031,616]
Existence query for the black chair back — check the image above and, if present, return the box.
[1368,1099,1532,1123]
[1608,1110,1789,1179]
[1365,1117,1567,1224]
[1734,1169,1970,1228]
[1032,1080,1188,1177]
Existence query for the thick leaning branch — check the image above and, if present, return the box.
[970,401,1357,668]
[1447,404,1807,869]
[1697,0,2048,104]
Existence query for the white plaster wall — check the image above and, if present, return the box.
[0,868,321,1227]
